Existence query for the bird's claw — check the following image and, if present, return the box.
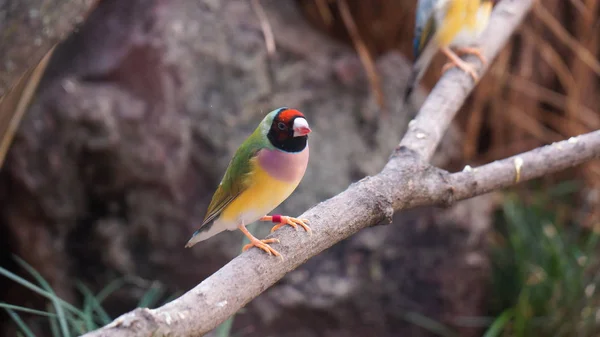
[441,46,483,82]
[270,216,312,235]
[442,60,479,82]
[455,47,487,65]
[243,238,283,260]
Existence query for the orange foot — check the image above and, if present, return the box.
[454,46,487,65]
[242,238,281,257]
[260,215,312,234]
[238,223,283,260]
[441,46,481,82]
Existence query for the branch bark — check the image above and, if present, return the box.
[450,132,600,199]
[79,1,599,336]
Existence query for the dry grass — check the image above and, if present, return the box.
[462,0,600,228]
[296,0,600,228]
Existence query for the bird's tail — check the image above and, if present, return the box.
[403,68,420,103]
[403,40,439,103]
[184,221,226,248]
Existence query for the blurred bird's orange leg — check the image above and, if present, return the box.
[260,215,312,235]
[453,46,487,65]
[238,223,283,260]
[440,46,479,81]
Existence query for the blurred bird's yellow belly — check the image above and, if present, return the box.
[219,159,301,227]
[438,0,484,46]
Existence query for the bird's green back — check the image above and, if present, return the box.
[199,111,277,227]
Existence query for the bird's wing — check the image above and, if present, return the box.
[199,141,260,227]
[404,0,441,101]
[413,0,438,59]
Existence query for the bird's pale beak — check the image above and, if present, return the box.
[293,118,311,137]
[294,126,311,137]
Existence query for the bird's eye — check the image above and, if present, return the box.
[277,122,286,130]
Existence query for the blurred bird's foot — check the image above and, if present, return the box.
[238,223,283,260]
[441,47,480,82]
[261,215,312,234]
[454,46,487,65]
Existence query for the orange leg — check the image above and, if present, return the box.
[260,215,312,235]
[453,46,487,65]
[238,223,283,260]
[440,46,480,82]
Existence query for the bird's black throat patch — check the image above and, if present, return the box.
[267,131,307,153]
[267,114,308,153]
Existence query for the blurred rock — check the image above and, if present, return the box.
[0,0,98,96]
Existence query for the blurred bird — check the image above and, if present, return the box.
[404,0,494,101]
[185,107,312,260]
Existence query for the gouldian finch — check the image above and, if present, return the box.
[185,107,312,260]
[404,0,493,100]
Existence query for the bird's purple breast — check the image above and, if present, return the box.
[256,146,309,182]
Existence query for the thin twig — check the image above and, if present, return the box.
[496,72,600,129]
[315,0,334,26]
[533,2,600,75]
[567,0,589,17]
[251,0,277,56]
[336,0,386,112]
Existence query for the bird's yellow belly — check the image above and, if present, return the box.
[438,0,488,47]
[219,164,301,226]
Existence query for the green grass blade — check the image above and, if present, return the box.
[137,284,164,309]
[94,278,125,304]
[0,303,57,317]
[401,312,459,337]
[5,308,36,337]
[80,285,98,332]
[163,291,182,304]
[48,307,60,337]
[215,316,235,337]
[67,311,89,335]
[547,180,580,197]
[76,282,111,325]
[483,309,514,337]
[0,267,52,303]
[453,316,495,327]
[51,297,69,337]
[13,256,69,337]
[0,264,86,319]
[584,232,600,254]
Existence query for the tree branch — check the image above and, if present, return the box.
[81,1,586,336]
[449,131,600,200]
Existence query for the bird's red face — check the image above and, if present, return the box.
[268,108,311,152]
[274,108,311,137]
